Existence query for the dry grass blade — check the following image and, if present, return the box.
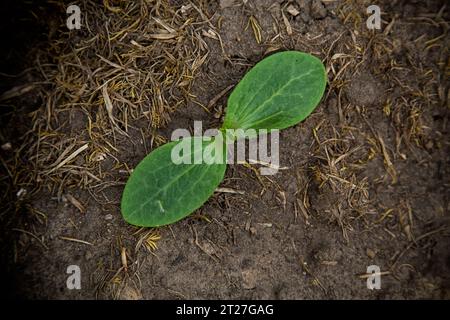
[65,194,86,214]
[0,84,35,101]
[60,236,93,246]
[215,187,245,195]
[282,10,292,35]
[46,143,89,174]
[148,33,178,40]
[248,16,262,44]
[102,86,129,137]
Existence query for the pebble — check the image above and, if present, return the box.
[287,4,300,17]
[220,0,236,9]
[1,142,12,151]
[242,269,258,289]
[366,248,376,259]
[311,0,327,19]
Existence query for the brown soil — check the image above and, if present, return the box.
[1,0,449,299]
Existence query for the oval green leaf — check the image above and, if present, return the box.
[222,51,327,130]
[121,137,226,227]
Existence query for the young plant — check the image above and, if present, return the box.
[121,51,327,227]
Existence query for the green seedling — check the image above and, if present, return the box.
[121,51,327,227]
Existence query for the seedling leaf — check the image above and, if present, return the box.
[223,51,327,130]
[121,137,226,227]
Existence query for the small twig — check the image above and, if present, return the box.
[60,236,93,246]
